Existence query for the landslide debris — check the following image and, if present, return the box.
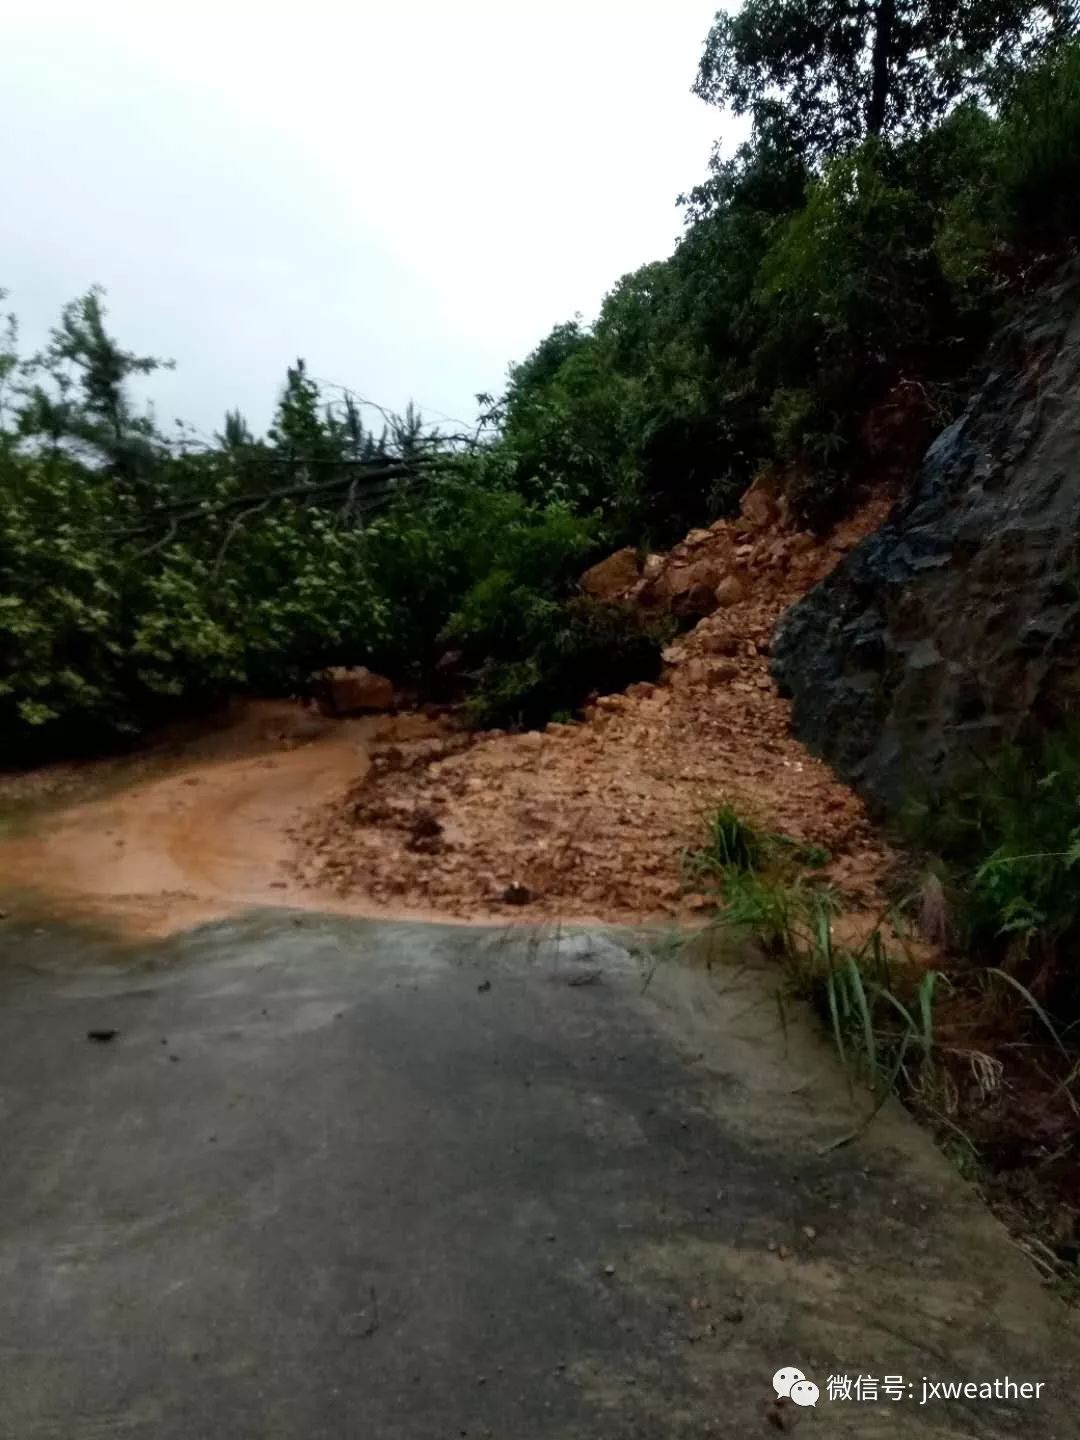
[294,487,895,922]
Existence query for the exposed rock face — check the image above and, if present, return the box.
[316,666,395,715]
[772,268,1080,808]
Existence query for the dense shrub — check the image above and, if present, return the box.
[463,597,675,730]
[0,294,607,757]
[904,729,1080,1006]
[1000,42,1080,245]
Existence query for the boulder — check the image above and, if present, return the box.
[581,547,640,599]
[714,574,747,608]
[653,559,725,616]
[771,262,1080,807]
[317,666,395,715]
[671,580,718,619]
[739,476,780,531]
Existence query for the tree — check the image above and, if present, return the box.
[216,408,255,451]
[18,287,173,480]
[694,0,1077,162]
[267,358,339,468]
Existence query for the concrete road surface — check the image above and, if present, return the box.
[0,913,1076,1438]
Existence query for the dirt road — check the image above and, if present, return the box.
[0,702,435,937]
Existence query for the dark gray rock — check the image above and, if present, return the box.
[771,267,1080,808]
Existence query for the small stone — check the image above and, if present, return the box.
[502,881,534,906]
[705,659,739,686]
[603,1264,616,1277]
[699,626,739,656]
[802,1225,817,1240]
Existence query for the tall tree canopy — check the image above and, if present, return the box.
[694,0,1076,161]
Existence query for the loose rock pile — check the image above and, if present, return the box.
[294,487,895,922]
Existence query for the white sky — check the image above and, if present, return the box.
[3,2,737,440]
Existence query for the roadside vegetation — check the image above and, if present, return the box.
[685,782,1080,1298]
[4,4,1080,761]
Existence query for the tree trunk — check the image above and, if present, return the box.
[868,0,896,137]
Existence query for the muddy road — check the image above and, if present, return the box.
[0,702,449,937]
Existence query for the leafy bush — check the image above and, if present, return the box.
[1000,42,1080,244]
[0,289,608,758]
[904,730,1080,996]
[463,597,674,730]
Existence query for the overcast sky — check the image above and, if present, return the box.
[3,2,738,440]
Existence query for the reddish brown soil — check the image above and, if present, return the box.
[294,496,896,923]
[0,703,450,937]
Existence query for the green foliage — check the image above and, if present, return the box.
[499,38,1080,540]
[0,290,620,756]
[6,25,1080,762]
[16,286,173,482]
[684,801,831,898]
[365,468,597,672]
[999,41,1080,243]
[693,0,1074,162]
[904,729,1080,991]
[685,802,767,877]
[688,801,938,1109]
[463,598,674,730]
[502,325,645,529]
[758,150,943,367]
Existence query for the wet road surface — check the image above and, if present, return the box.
[0,913,1076,1438]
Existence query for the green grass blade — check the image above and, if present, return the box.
[846,954,877,1084]
[987,966,1067,1057]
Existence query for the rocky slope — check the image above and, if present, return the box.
[772,265,1080,806]
[295,493,894,922]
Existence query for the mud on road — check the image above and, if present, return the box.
[0,702,443,937]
